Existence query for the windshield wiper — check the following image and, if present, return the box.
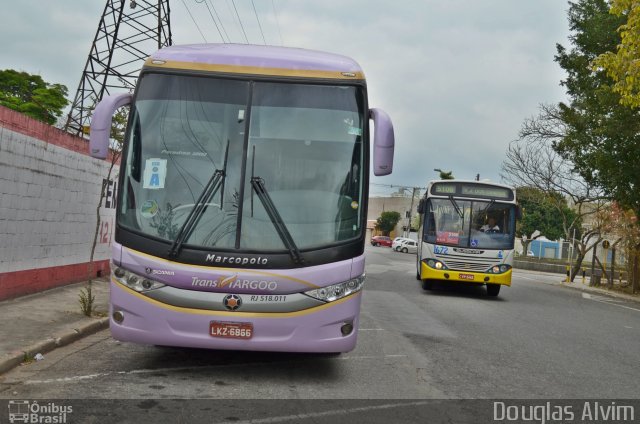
[168,169,225,257]
[250,176,304,265]
[480,199,495,215]
[448,196,463,218]
[168,141,229,258]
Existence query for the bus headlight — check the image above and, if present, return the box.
[113,267,165,292]
[425,259,448,270]
[304,274,365,302]
[488,264,511,274]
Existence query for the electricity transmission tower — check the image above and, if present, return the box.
[64,0,172,136]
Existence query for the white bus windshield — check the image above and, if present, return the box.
[424,198,515,250]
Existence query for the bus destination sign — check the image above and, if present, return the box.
[431,182,513,200]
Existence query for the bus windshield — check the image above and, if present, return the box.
[118,73,365,252]
[424,198,515,250]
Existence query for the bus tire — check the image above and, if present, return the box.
[421,279,433,290]
[486,284,501,297]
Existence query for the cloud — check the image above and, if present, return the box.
[0,0,570,188]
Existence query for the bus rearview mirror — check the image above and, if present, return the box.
[369,108,394,176]
[89,93,133,159]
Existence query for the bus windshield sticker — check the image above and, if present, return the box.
[470,239,479,248]
[436,231,459,245]
[348,126,362,136]
[140,200,159,218]
[143,158,167,189]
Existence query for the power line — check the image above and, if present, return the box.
[271,0,283,46]
[181,0,208,42]
[224,0,243,42]
[210,0,231,42]
[370,183,426,189]
[231,0,249,43]
[251,0,266,45]
[198,0,227,42]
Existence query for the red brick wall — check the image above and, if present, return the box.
[0,105,119,162]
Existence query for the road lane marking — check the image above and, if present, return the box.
[23,354,408,385]
[220,400,434,424]
[582,292,640,313]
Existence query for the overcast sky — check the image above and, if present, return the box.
[0,0,571,195]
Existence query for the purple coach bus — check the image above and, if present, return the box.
[89,44,394,352]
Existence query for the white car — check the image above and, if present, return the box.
[392,237,412,250]
[396,239,418,254]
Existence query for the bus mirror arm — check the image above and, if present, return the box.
[369,108,395,176]
[89,93,133,159]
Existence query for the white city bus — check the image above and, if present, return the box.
[415,180,518,296]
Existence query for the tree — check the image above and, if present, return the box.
[553,0,640,220]
[80,106,128,316]
[435,169,454,180]
[0,69,68,125]
[501,136,606,280]
[549,0,640,286]
[517,186,577,243]
[375,211,401,236]
[592,0,640,108]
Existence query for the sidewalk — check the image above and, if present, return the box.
[514,268,640,304]
[0,279,110,375]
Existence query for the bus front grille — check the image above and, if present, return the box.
[441,260,495,272]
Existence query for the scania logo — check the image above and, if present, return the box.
[145,267,152,274]
[223,294,242,311]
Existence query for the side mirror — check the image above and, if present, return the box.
[369,108,394,176]
[417,198,425,214]
[89,93,133,159]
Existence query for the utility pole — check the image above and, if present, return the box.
[64,0,172,136]
[404,187,419,238]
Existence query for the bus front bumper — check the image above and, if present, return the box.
[420,263,512,286]
[109,281,361,353]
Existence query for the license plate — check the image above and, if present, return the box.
[210,321,253,339]
[459,273,475,281]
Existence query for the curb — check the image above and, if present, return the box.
[557,281,640,304]
[515,269,640,304]
[0,317,109,375]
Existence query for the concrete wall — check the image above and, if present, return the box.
[368,195,419,237]
[0,106,118,300]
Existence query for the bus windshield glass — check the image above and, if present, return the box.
[118,73,365,252]
[424,198,515,250]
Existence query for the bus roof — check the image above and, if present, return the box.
[426,179,515,190]
[144,43,365,81]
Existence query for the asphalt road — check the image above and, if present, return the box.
[1,245,639,415]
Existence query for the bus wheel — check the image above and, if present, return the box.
[486,284,501,297]
[421,279,433,290]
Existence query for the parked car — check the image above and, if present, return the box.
[392,237,412,250]
[370,236,392,247]
[397,239,418,254]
